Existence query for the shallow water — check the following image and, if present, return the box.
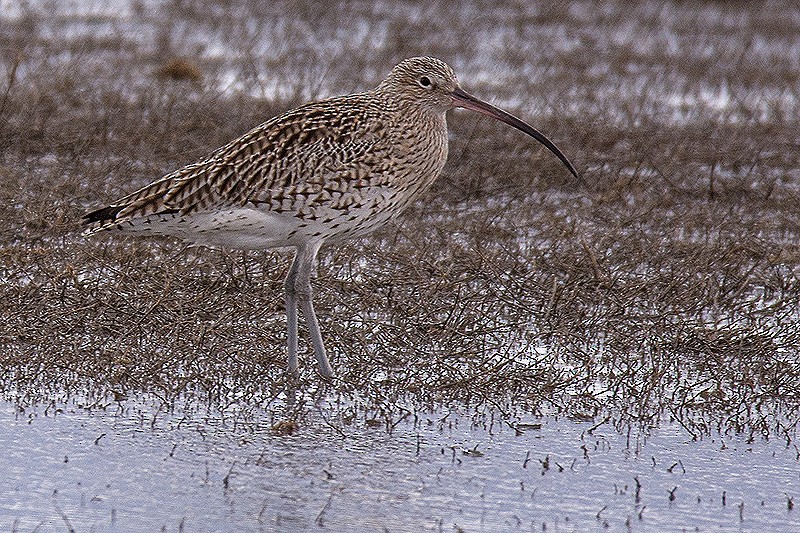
[1,399,798,532]
[6,0,799,122]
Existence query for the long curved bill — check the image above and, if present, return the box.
[451,86,579,180]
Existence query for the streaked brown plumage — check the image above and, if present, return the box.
[84,56,579,378]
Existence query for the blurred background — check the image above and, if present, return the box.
[0,2,799,529]
[3,0,798,425]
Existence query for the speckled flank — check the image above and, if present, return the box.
[84,58,453,249]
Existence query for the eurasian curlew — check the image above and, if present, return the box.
[84,56,579,378]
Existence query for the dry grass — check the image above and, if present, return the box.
[1,0,799,440]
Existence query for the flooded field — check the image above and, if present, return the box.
[1,0,799,530]
[2,398,799,532]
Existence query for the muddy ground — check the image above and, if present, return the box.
[1,0,799,443]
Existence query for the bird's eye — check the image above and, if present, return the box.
[418,76,432,88]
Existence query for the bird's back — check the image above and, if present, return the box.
[84,90,449,250]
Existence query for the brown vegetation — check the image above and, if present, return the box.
[0,0,798,440]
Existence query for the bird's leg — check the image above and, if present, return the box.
[284,250,301,379]
[284,242,334,378]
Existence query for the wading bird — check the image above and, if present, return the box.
[84,56,579,378]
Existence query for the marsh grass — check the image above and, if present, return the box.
[1,0,799,440]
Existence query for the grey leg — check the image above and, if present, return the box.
[284,242,334,378]
[284,252,301,378]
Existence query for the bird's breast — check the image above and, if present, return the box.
[385,113,449,198]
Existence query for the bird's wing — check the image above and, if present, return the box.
[84,95,392,226]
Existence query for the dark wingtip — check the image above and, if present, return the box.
[82,205,124,225]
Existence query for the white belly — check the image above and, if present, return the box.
[114,208,307,250]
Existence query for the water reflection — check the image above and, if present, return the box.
[1,398,797,531]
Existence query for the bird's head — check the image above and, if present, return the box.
[379,56,460,114]
[378,56,580,180]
